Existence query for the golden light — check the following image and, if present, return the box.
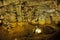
[39,19,45,25]
[39,15,45,25]
[35,28,42,34]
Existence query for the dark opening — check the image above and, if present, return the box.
[0,19,3,26]
[43,26,56,34]
[56,21,60,27]
[57,0,60,5]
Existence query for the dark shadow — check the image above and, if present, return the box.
[0,19,3,27]
[43,26,56,34]
[57,0,60,5]
[56,21,60,27]
[48,31,60,40]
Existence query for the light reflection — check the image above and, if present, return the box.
[14,38,18,40]
[35,28,42,34]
